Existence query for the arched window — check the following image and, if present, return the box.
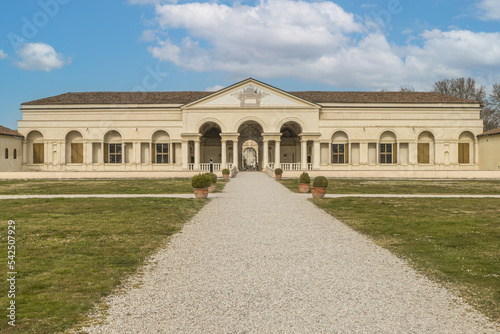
[379,131,397,164]
[152,130,170,164]
[332,131,348,164]
[418,131,435,164]
[5,148,8,159]
[13,149,17,159]
[28,131,44,164]
[104,131,122,164]
[66,131,84,164]
[458,132,474,164]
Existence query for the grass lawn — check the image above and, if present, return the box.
[0,178,229,195]
[0,197,207,333]
[280,178,500,195]
[313,197,500,322]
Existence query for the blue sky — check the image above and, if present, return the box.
[1,0,499,129]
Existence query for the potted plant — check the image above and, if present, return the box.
[298,172,310,193]
[222,168,230,180]
[205,172,218,193]
[274,168,283,180]
[311,176,328,198]
[191,173,212,199]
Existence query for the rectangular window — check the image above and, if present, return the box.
[418,143,430,164]
[108,143,122,164]
[332,144,345,164]
[155,143,169,164]
[458,143,470,164]
[33,143,44,164]
[379,143,393,164]
[71,143,84,164]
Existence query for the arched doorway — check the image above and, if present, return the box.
[280,121,302,168]
[237,121,264,171]
[199,122,222,165]
[242,140,258,170]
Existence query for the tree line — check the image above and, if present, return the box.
[400,78,500,131]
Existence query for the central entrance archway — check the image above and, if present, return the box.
[237,121,264,171]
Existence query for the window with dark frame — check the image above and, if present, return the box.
[332,144,345,164]
[379,143,392,164]
[156,143,169,164]
[5,148,8,159]
[109,143,122,164]
[13,149,17,159]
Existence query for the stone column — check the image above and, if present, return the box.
[275,140,281,168]
[182,141,189,170]
[313,141,320,169]
[101,142,105,164]
[263,140,269,170]
[221,140,227,169]
[301,139,307,170]
[194,139,200,170]
[122,143,126,165]
[233,140,239,170]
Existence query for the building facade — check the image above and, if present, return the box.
[16,78,485,174]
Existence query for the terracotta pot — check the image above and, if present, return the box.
[223,174,229,180]
[275,174,282,180]
[208,183,216,193]
[311,187,327,198]
[194,188,209,199]
[298,183,310,193]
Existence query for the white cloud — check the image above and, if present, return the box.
[0,49,7,59]
[137,0,500,90]
[206,85,225,92]
[15,42,71,72]
[477,0,500,21]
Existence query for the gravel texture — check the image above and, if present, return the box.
[81,172,499,333]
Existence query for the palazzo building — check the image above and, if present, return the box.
[14,78,487,174]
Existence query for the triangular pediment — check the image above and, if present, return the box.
[182,78,319,109]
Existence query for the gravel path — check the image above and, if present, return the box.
[82,172,498,333]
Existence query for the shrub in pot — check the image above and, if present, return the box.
[311,176,328,198]
[191,173,212,199]
[298,172,311,193]
[274,168,283,180]
[222,168,230,180]
[205,172,218,193]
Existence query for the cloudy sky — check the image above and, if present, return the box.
[0,0,499,128]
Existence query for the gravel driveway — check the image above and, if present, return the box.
[82,172,498,333]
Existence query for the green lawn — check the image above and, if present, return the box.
[0,178,228,195]
[0,197,207,333]
[280,178,500,195]
[313,197,500,322]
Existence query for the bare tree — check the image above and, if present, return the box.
[399,85,415,92]
[431,78,500,131]
[486,83,500,130]
[432,78,486,103]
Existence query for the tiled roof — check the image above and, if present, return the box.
[0,126,24,138]
[478,127,500,137]
[22,91,478,105]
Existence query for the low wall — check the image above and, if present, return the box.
[277,170,500,179]
[0,170,220,180]
[1,169,500,180]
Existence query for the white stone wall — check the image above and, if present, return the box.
[0,135,23,171]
